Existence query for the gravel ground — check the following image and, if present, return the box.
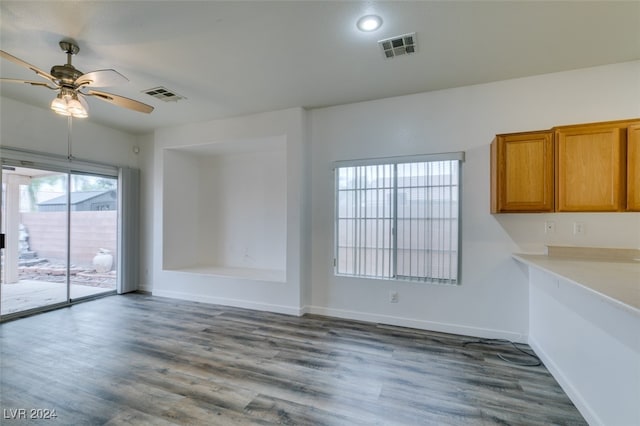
[17,261,116,288]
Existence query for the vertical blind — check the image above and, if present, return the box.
[334,152,463,284]
[117,167,140,294]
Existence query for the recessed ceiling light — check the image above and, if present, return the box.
[357,15,383,32]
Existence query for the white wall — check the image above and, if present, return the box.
[162,149,200,270]
[150,107,307,315]
[308,61,640,341]
[204,149,287,271]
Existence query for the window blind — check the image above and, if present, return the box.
[334,152,462,284]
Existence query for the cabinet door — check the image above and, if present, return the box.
[491,131,553,212]
[555,125,626,212]
[628,124,640,211]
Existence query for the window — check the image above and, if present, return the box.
[334,153,463,284]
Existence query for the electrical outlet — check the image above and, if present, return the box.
[573,222,585,235]
[544,221,556,234]
[389,291,399,303]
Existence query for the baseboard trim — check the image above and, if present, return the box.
[148,291,525,341]
[152,289,304,316]
[137,284,153,293]
[528,335,601,426]
[304,305,526,342]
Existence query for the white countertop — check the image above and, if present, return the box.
[513,254,640,315]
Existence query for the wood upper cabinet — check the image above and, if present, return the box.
[491,131,554,213]
[555,123,627,212]
[628,124,640,211]
[490,118,640,213]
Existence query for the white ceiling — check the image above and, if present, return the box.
[1,1,639,135]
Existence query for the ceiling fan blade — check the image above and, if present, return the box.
[85,89,154,114]
[0,78,57,89]
[75,69,128,88]
[0,50,57,83]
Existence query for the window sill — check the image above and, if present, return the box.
[334,273,458,285]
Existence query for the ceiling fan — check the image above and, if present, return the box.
[0,40,154,118]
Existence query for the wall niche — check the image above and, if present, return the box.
[162,136,287,282]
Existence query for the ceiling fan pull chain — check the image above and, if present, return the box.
[67,115,74,161]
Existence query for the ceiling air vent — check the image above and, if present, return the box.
[142,86,187,102]
[378,33,417,59]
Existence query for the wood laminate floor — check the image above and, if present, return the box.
[0,293,586,425]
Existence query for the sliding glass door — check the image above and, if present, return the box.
[69,173,118,299]
[0,166,118,318]
[1,167,69,314]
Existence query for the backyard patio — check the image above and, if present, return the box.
[1,263,115,315]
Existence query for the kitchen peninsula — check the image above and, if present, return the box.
[514,246,639,426]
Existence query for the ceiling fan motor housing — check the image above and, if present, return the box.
[50,64,83,85]
[51,41,82,85]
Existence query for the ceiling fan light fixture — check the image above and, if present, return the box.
[51,95,71,116]
[67,98,88,118]
[51,91,88,118]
